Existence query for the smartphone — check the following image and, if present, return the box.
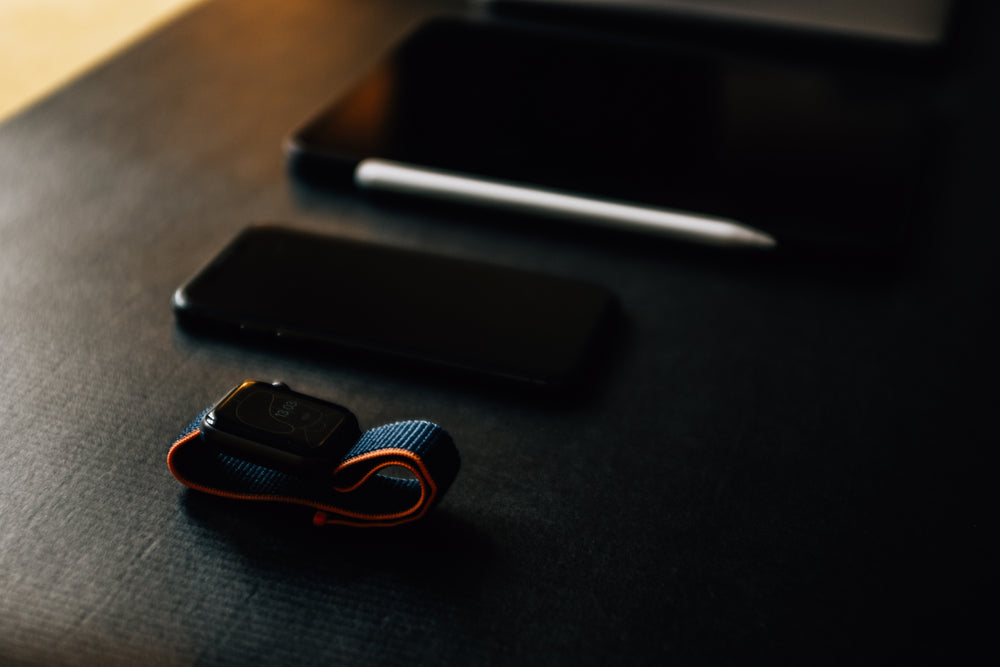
[287,17,929,256]
[172,224,617,389]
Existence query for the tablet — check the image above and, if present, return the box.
[286,17,930,256]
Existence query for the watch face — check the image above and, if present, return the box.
[206,381,358,457]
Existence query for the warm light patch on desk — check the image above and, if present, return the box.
[0,0,204,122]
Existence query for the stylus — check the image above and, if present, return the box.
[354,158,776,250]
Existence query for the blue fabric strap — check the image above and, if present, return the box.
[168,410,460,527]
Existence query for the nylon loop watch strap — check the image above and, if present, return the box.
[168,409,460,527]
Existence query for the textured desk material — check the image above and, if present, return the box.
[0,0,996,665]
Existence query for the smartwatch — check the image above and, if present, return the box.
[199,380,362,479]
[168,381,460,527]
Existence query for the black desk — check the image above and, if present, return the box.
[1,1,995,664]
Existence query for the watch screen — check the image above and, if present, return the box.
[211,383,349,453]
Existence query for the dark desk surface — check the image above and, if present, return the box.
[1,1,995,664]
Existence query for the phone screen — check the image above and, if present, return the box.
[173,225,617,388]
[288,17,929,256]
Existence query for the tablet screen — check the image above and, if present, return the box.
[288,18,929,255]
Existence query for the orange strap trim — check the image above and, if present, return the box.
[168,428,446,527]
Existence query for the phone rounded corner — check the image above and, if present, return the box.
[171,286,190,312]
